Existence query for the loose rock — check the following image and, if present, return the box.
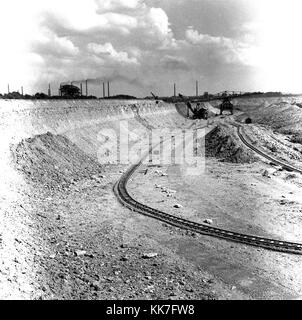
[75,250,87,257]
[142,252,158,259]
[203,219,213,225]
[174,204,182,208]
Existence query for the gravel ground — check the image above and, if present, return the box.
[1,97,302,300]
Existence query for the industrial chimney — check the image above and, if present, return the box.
[48,84,51,97]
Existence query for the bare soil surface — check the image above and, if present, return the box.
[1,97,302,300]
[128,156,302,299]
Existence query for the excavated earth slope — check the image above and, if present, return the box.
[205,124,258,163]
[1,99,223,300]
[1,96,302,300]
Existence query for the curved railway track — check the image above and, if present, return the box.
[114,126,302,255]
[237,125,302,174]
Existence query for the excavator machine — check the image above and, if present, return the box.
[219,96,234,115]
[179,94,209,119]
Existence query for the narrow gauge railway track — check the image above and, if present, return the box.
[237,125,302,175]
[114,128,302,255]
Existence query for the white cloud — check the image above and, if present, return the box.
[185,27,260,67]
[33,30,79,57]
[96,0,142,12]
[160,55,189,70]
[3,0,301,95]
[185,27,239,49]
[87,42,139,64]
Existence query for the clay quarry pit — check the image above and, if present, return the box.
[1,96,302,300]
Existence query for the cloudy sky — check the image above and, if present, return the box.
[1,0,302,97]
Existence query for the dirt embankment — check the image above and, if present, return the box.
[2,99,225,300]
[205,124,258,163]
[10,132,104,190]
[231,96,302,144]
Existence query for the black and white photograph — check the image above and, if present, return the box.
[1,0,302,306]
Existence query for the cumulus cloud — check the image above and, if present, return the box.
[186,28,226,45]
[32,30,79,57]
[96,0,142,12]
[0,0,273,95]
[87,42,139,65]
[185,27,260,67]
[160,55,189,70]
[25,0,179,93]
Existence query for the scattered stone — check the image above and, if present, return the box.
[37,213,47,219]
[90,281,101,291]
[49,254,56,259]
[279,199,295,205]
[173,204,182,208]
[142,252,158,259]
[144,285,154,292]
[262,169,272,178]
[273,171,281,176]
[169,292,178,297]
[120,256,129,261]
[203,219,213,225]
[75,250,87,257]
[231,286,236,290]
[105,277,115,282]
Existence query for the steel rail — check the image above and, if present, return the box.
[237,126,302,175]
[113,127,302,254]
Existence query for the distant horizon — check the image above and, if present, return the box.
[1,1,302,97]
[1,89,301,100]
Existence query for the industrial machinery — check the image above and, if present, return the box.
[187,101,208,119]
[150,92,159,100]
[219,96,234,115]
[150,90,234,119]
[179,94,208,119]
